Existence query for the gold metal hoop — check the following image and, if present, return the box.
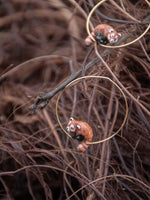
[86,0,150,48]
[56,75,128,145]
[66,173,150,200]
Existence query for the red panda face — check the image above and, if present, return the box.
[66,118,93,152]
[66,117,78,133]
[106,28,121,43]
[85,24,121,46]
[66,117,84,141]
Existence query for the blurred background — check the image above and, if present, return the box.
[0,0,150,199]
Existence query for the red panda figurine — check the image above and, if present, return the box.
[66,117,93,152]
[85,24,121,46]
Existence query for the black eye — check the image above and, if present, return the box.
[75,135,85,141]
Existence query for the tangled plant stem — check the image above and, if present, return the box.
[0,1,150,199]
[31,30,133,112]
[94,43,150,116]
[86,0,150,48]
[66,173,150,200]
[56,75,128,145]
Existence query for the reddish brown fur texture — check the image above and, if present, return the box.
[66,118,93,141]
[66,118,93,152]
[85,24,121,46]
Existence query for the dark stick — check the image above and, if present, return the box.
[32,56,99,113]
[32,32,134,113]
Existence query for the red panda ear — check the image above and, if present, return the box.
[118,33,121,37]
[69,117,74,121]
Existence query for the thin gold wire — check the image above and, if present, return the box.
[56,75,128,145]
[86,0,150,48]
[66,173,150,200]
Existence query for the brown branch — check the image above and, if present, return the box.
[32,33,131,113]
[94,44,150,116]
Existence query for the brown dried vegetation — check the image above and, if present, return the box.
[0,0,150,199]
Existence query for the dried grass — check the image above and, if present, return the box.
[0,0,150,199]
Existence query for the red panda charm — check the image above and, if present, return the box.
[85,24,121,46]
[66,117,93,152]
